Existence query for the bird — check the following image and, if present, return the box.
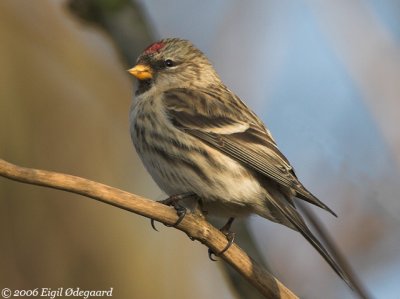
[128,37,351,287]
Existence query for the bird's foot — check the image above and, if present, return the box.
[151,192,196,231]
[164,203,187,227]
[208,217,236,261]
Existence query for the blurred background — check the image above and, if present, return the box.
[1,0,400,298]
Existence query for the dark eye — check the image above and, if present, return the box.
[164,59,175,67]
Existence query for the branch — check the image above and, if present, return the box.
[0,159,298,299]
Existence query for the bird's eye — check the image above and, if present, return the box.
[164,59,175,67]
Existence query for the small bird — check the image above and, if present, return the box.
[128,38,351,286]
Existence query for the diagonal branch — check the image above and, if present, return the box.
[0,159,298,299]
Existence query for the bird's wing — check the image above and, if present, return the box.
[163,88,336,216]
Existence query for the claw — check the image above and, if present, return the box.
[165,204,187,227]
[207,231,236,261]
[208,248,218,261]
[218,231,236,255]
[207,217,236,260]
[150,219,159,231]
[150,192,195,231]
[151,204,187,230]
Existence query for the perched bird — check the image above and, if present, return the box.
[128,38,351,286]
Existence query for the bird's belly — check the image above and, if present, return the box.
[138,142,267,218]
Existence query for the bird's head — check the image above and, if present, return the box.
[128,38,221,94]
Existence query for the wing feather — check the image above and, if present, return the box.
[164,88,336,216]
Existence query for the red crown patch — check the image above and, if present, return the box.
[144,42,165,54]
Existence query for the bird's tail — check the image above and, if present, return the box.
[266,193,354,289]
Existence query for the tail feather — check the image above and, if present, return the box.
[267,193,353,289]
[295,183,337,217]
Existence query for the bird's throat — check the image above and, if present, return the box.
[136,79,153,96]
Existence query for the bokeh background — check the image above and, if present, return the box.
[1,1,400,298]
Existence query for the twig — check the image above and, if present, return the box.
[0,159,298,299]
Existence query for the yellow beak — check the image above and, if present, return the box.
[127,64,153,80]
